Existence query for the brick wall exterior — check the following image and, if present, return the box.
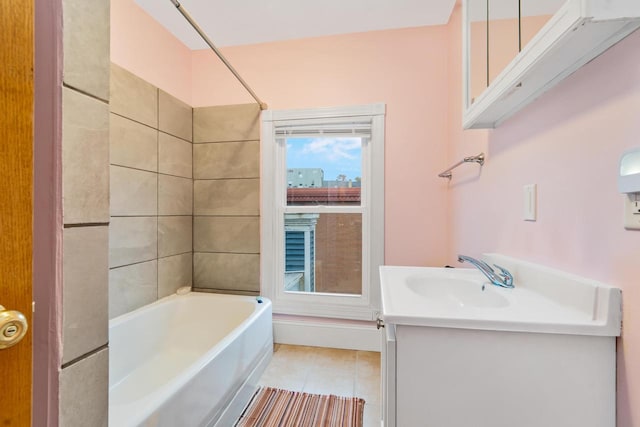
[314,213,362,294]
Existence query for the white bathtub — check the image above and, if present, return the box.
[109,292,273,427]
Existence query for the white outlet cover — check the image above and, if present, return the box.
[624,193,640,230]
[524,184,537,221]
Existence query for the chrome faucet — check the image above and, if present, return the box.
[457,255,514,288]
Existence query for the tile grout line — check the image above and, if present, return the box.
[193,138,259,144]
[63,222,109,228]
[111,214,192,218]
[109,252,194,271]
[110,163,192,180]
[159,128,193,144]
[193,250,260,255]
[63,82,109,104]
[192,105,195,289]
[61,344,109,370]
[111,112,192,144]
[156,87,160,302]
[193,177,260,181]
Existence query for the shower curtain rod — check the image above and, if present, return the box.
[169,0,268,110]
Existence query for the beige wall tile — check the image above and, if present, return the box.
[158,253,193,298]
[194,179,259,216]
[110,113,158,172]
[110,63,158,128]
[62,0,110,101]
[109,217,158,268]
[159,132,192,178]
[159,90,192,141]
[158,216,192,257]
[62,226,109,364]
[193,141,259,179]
[193,216,259,253]
[193,253,260,292]
[62,88,110,224]
[109,260,158,319]
[193,104,260,143]
[110,166,157,216]
[60,348,108,427]
[158,175,193,215]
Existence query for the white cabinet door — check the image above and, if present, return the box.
[382,324,396,427]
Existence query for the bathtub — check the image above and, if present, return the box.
[109,292,273,427]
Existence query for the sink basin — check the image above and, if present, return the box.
[379,254,622,336]
[406,276,509,309]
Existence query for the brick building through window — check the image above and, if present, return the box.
[285,186,362,295]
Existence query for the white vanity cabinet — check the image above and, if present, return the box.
[384,323,616,427]
[463,0,640,129]
[379,255,622,427]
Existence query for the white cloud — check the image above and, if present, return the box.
[300,137,361,161]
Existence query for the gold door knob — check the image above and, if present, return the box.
[0,304,28,350]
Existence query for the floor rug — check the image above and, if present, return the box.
[235,387,365,427]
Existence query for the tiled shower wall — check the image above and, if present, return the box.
[109,64,193,318]
[193,104,261,295]
[58,15,259,425]
[59,0,110,425]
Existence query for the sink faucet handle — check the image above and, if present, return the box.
[493,264,513,286]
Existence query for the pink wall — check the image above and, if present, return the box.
[192,27,452,266]
[448,5,640,425]
[110,0,192,104]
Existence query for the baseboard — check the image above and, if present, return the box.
[273,319,381,352]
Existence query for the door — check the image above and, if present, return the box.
[0,0,35,425]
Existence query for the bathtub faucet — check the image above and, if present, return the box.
[457,255,514,288]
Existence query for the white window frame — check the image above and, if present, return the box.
[261,104,385,321]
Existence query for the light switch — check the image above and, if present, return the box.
[624,193,640,230]
[523,184,537,221]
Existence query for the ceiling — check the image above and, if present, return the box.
[135,0,457,49]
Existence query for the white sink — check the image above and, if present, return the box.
[406,275,509,309]
[380,254,622,336]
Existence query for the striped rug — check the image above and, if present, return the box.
[235,387,365,427]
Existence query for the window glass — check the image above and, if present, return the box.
[286,137,362,206]
[284,213,362,295]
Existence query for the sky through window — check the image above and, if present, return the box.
[286,137,362,182]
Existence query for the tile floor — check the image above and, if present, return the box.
[257,344,381,427]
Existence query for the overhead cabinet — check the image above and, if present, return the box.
[463,0,640,129]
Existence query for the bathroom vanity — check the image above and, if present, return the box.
[380,255,622,427]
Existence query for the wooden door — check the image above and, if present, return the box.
[0,0,34,425]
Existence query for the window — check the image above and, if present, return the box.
[262,104,385,320]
